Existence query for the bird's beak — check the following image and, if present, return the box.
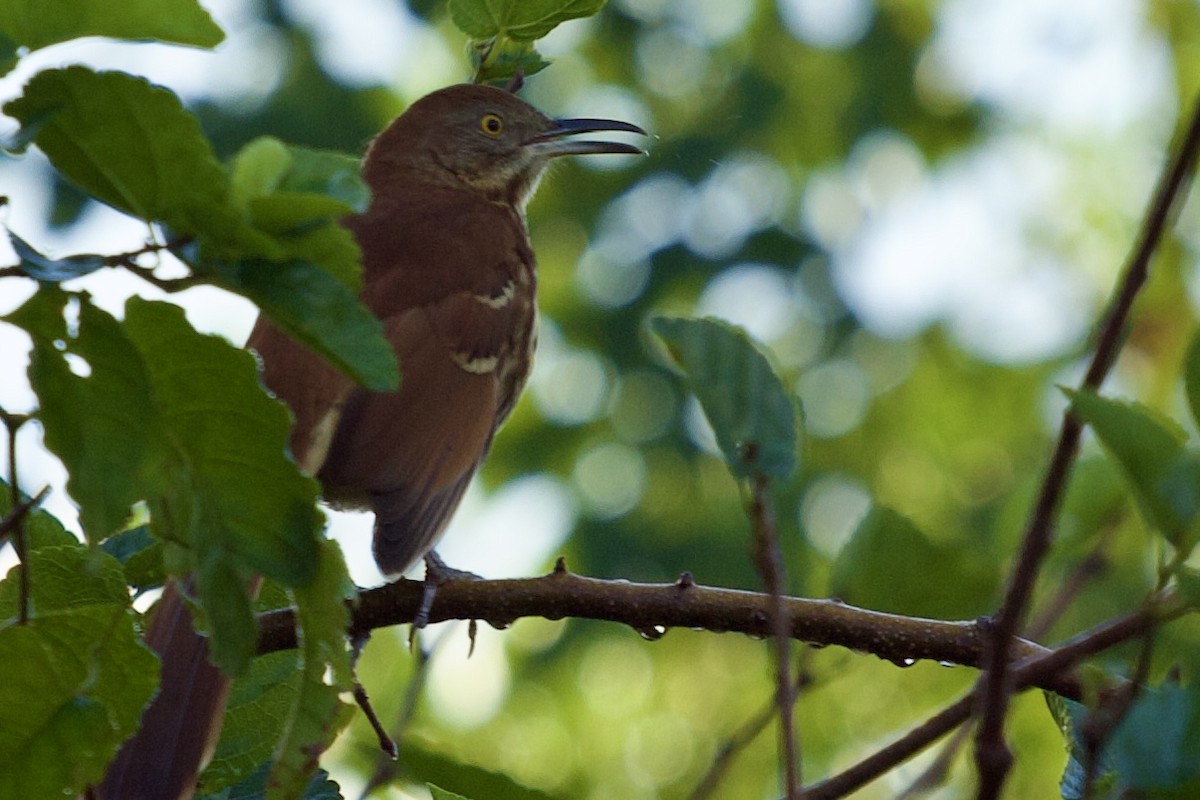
[527,118,647,158]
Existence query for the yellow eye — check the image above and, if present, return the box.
[480,113,504,136]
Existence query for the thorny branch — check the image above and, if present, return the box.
[973,93,1200,798]
[256,563,1124,702]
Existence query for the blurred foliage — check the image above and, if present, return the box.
[4,0,1200,797]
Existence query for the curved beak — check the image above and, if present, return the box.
[527,118,647,158]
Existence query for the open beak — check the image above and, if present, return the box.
[527,118,647,158]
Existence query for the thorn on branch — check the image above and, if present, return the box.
[553,556,569,575]
[676,571,696,589]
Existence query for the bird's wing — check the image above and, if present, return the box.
[319,282,529,574]
[246,317,358,476]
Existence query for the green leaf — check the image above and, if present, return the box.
[402,742,560,800]
[430,786,473,800]
[0,31,17,77]
[209,259,398,391]
[7,291,159,542]
[0,478,77,551]
[469,37,551,85]
[230,137,368,232]
[0,0,223,54]
[5,230,106,281]
[199,651,302,792]
[0,545,128,618]
[0,549,159,799]
[276,147,369,214]
[1185,329,1200,434]
[100,525,165,590]
[1174,566,1200,609]
[267,540,355,800]
[122,297,323,672]
[198,764,342,800]
[448,0,606,41]
[1059,687,1200,797]
[829,507,999,619]
[650,316,801,480]
[4,67,229,230]
[1066,389,1198,547]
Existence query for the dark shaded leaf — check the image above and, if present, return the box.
[651,316,801,480]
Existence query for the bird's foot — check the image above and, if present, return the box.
[413,551,481,628]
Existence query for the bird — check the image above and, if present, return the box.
[97,83,645,799]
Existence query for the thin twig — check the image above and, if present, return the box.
[350,631,398,760]
[1,409,33,624]
[690,656,813,800]
[899,528,1115,798]
[974,94,1200,799]
[806,591,1187,800]
[358,634,440,798]
[748,473,800,797]
[0,484,50,543]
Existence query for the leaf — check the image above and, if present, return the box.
[0,0,223,54]
[230,137,368,232]
[469,37,551,85]
[1175,566,1200,609]
[122,297,323,672]
[650,316,801,480]
[1066,389,1198,548]
[0,478,77,551]
[6,291,160,542]
[430,786,473,800]
[4,67,229,230]
[199,651,302,792]
[5,69,393,393]
[448,0,607,41]
[198,764,342,800]
[1186,329,1200,435]
[0,548,158,798]
[1058,687,1200,797]
[100,525,165,590]
[0,545,128,618]
[209,259,398,392]
[5,230,106,281]
[267,540,356,800]
[401,742,560,800]
[0,31,16,77]
[829,507,999,619]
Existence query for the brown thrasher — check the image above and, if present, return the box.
[98,83,644,798]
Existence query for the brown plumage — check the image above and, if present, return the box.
[98,83,643,799]
[250,83,642,574]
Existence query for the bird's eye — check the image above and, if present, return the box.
[480,113,504,137]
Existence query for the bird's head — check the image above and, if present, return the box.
[364,84,645,209]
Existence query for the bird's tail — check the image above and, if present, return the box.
[95,579,231,800]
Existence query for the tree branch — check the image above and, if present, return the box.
[973,93,1200,798]
[806,591,1187,799]
[256,564,1084,698]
